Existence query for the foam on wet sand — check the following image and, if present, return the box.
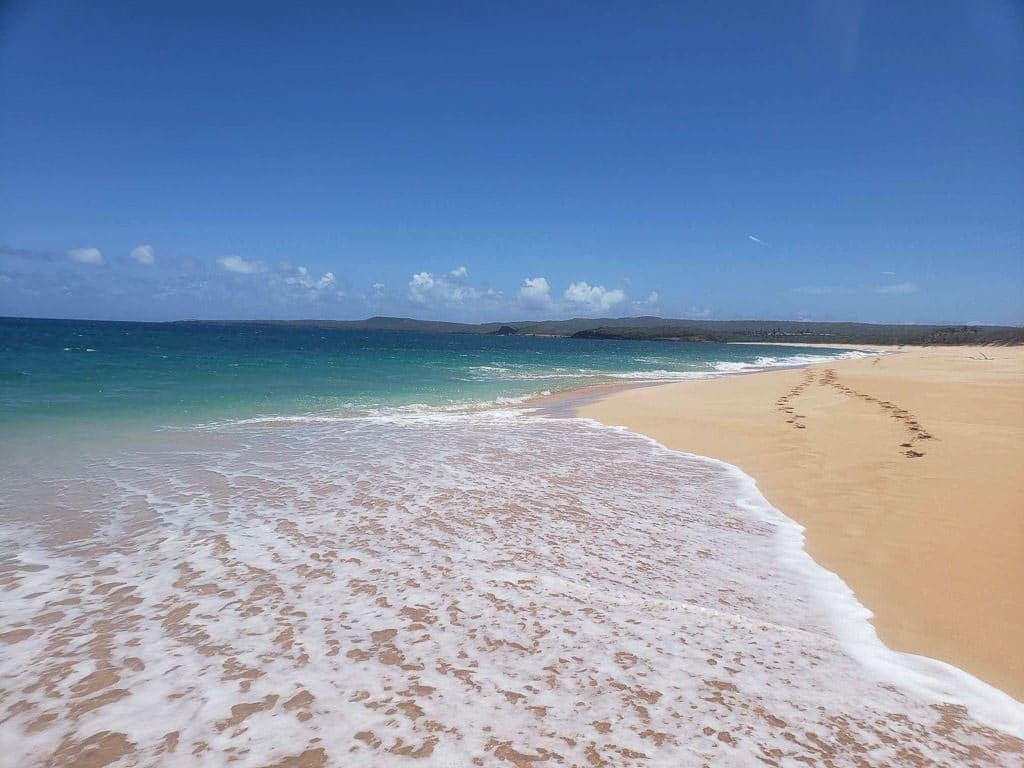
[1,405,1022,766]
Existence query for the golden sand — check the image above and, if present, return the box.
[579,346,1024,700]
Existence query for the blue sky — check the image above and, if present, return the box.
[1,1,1021,324]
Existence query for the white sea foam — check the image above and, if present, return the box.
[462,350,879,383]
[0,407,1019,767]
[188,392,554,432]
[710,350,876,374]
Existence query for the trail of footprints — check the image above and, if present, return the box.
[775,369,934,458]
[775,370,815,429]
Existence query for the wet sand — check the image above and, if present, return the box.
[579,346,1024,701]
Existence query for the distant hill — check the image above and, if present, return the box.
[571,326,721,343]
[174,316,1024,345]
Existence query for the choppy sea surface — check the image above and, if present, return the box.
[1,318,1021,767]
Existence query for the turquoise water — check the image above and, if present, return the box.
[1,316,853,434]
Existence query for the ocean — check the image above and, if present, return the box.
[0,317,1021,767]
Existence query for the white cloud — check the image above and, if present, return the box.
[371,282,385,296]
[881,270,897,276]
[408,270,481,306]
[518,277,552,310]
[130,244,155,265]
[395,271,635,316]
[876,282,919,295]
[408,271,438,303]
[633,291,659,308]
[563,281,627,312]
[68,247,104,265]
[217,254,266,274]
[286,265,335,291]
[748,235,766,245]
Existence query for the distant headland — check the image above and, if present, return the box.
[171,315,1024,346]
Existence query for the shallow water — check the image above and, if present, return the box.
[0,318,864,440]
[1,407,1021,767]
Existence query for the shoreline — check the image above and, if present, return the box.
[526,346,882,415]
[726,341,899,349]
[577,345,1024,702]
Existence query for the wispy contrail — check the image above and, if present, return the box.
[748,234,765,245]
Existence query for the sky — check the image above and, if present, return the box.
[1,1,1022,324]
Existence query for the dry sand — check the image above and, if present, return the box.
[579,345,1024,701]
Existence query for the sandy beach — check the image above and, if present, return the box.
[580,345,1024,701]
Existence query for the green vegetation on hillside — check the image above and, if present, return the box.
[175,316,1024,345]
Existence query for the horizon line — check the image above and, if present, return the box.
[2,314,1021,329]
